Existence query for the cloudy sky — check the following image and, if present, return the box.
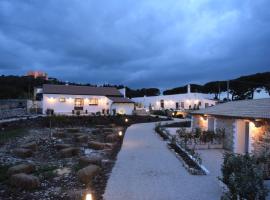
[0,0,269,89]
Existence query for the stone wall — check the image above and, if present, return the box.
[0,99,27,110]
[215,118,235,151]
[252,123,270,157]
[0,108,27,120]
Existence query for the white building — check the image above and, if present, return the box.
[132,85,216,110]
[42,84,134,115]
[191,98,270,154]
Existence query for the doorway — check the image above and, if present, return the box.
[74,98,84,110]
[245,122,250,154]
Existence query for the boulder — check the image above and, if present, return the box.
[13,148,33,158]
[10,173,40,190]
[103,128,114,133]
[106,134,119,142]
[55,144,72,151]
[79,156,102,167]
[77,165,101,184]
[7,163,35,176]
[75,135,88,143]
[21,142,37,151]
[59,147,80,158]
[88,141,115,150]
[92,129,101,134]
[66,128,80,133]
[53,131,67,138]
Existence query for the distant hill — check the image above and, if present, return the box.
[163,72,270,100]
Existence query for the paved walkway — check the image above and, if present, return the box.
[104,122,223,200]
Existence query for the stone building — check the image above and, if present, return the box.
[191,98,270,155]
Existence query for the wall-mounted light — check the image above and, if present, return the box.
[253,119,263,128]
[59,97,66,102]
[48,97,55,103]
[200,115,207,120]
[85,193,92,200]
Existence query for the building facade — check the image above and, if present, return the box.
[191,98,270,155]
[132,85,216,111]
[42,84,134,115]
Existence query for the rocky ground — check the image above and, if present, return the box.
[0,125,125,200]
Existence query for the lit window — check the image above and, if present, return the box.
[59,97,66,102]
[89,98,98,105]
[75,98,84,107]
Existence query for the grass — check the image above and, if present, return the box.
[0,128,29,143]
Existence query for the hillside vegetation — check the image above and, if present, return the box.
[0,72,269,100]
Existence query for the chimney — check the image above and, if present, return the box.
[187,84,191,93]
[119,87,126,98]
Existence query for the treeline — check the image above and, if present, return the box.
[163,72,270,100]
[0,72,269,100]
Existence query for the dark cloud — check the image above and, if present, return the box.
[0,0,269,88]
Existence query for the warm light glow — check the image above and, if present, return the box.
[118,131,123,136]
[48,97,55,103]
[200,116,207,121]
[125,118,129,122]
[118,109,125,115]
[172,113,175,116]
[59,97,66,102]
[67,98,73,103]
[86,193,92,200]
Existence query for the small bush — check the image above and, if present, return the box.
[220,153,268,199]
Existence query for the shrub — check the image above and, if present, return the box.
[220,153,268,199]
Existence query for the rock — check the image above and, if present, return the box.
[106,134,119,142]
[88,141,115,150]
[55,144,72,150]
[75,135,88,143]
[10,173,40,190]
[53,131,66,138]
[92,129,101,134]
[79,156,102,166]
[21,142,37,151]
[103,128,114,133]
[13,148,33,158]
[7,163,35,176]
[59,147,80,158]
[77,165,101,184]
[66,128,80,133]
[67,189,84,200]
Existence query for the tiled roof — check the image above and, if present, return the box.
[43,84,122,96]
[191,98,270,120]
[108,96,134,103]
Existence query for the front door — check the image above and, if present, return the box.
[245,122,250,153]
[176,102,179,109]
[74,98,84,110]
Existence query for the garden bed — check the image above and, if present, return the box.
[162,121,191,128]
[168,142,207,175]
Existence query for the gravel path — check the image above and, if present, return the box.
[104,122,223,200]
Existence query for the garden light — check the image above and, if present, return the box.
[125,118,129,122]
[86,193,92,200]
[118,131,123,136]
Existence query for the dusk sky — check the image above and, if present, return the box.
[0,0,269,89]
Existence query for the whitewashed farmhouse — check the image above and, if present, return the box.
[42,84,134,115]
[191,98,270,155]
[132,85,216,111]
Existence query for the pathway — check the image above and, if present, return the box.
[104,122,223,200]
